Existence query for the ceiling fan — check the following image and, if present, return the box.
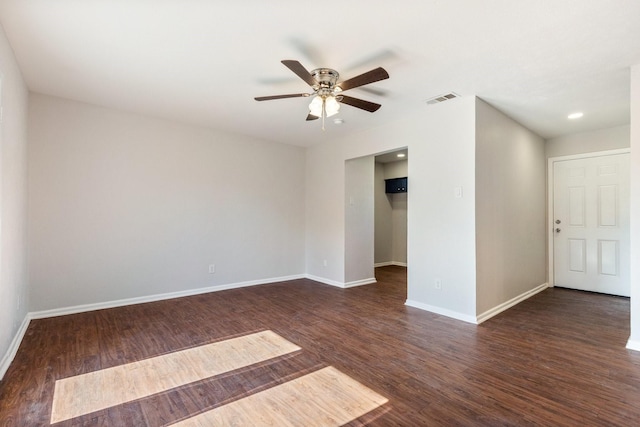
[255,60,389,129]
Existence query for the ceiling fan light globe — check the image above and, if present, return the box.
[309,95,323,116]
[325,96,340,117]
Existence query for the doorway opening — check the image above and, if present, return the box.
[374,149,408,292]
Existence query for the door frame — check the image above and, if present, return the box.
[547,148,631,287]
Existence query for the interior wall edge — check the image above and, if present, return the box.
[305,274,348,288]
[373,262,394,268]
[404,299,478,324]
[0,18,29,382]
[476,282,549,324]
[343,278,377,288]
[0,313,30,381]
[374,262,407,268]
[629,63,640,345]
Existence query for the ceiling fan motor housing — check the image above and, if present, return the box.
[311,68,340,94]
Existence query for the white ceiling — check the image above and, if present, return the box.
[376,149,408,164]
[1,0,639,147]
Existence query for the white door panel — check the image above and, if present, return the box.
[553,153,629,297]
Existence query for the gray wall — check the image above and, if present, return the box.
[0,24,29,378]
[27,94,306,311]
[475,99,547,315]
[374,160,408,265]
[345,156,375,284]
[546,125,629,158]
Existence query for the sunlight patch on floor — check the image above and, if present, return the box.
[50,330,300,423]
[170,366,388,427]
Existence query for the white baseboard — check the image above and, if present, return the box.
[305,274,345,288]
[29,274,306,320]
[28,272,376,322]
[305,274,377,288]
[374,261,407,268]
[374,262,392,268]
[405,282,549,324]
[476,283,549,324]
[626,339,640,352]
[344,278,377,288]
[0,314,31,381]
[405,299,477,324]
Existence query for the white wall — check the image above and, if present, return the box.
[306,96,477,319]
[0,23,29,378]
[27,94,306,312]
[545,125,630,158]
[407,99,477,320]
[345,156,375,284]
[629,64,640,350]
[475,99,546,315]
[374,162,392,264]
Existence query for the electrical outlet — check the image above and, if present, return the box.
[323,260,328,267]
[434,279,442,290]
[208,264,216,274]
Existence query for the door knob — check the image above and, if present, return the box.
[555,228,561,233]
[555,219,561,224]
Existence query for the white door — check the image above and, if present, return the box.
[553,153,630,297]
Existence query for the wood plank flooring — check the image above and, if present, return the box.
[1,266,640,426]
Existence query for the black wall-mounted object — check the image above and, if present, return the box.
[385,177,407,193]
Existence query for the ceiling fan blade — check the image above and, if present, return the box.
[254,93,310,101]
[306,113,319,121]
[338,67,389,92]
[338,95,381,112]
[344,49,398,73]
[357,86,388,97]
[289,38,327,67]
[281,60,317,87]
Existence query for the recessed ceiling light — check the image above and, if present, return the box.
[333,118,344,125]
[397,153,406,158]
[568,112,584,119]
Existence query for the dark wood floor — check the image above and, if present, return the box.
[1,266,639,426]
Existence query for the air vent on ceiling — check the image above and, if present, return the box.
[425,92,460,105]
